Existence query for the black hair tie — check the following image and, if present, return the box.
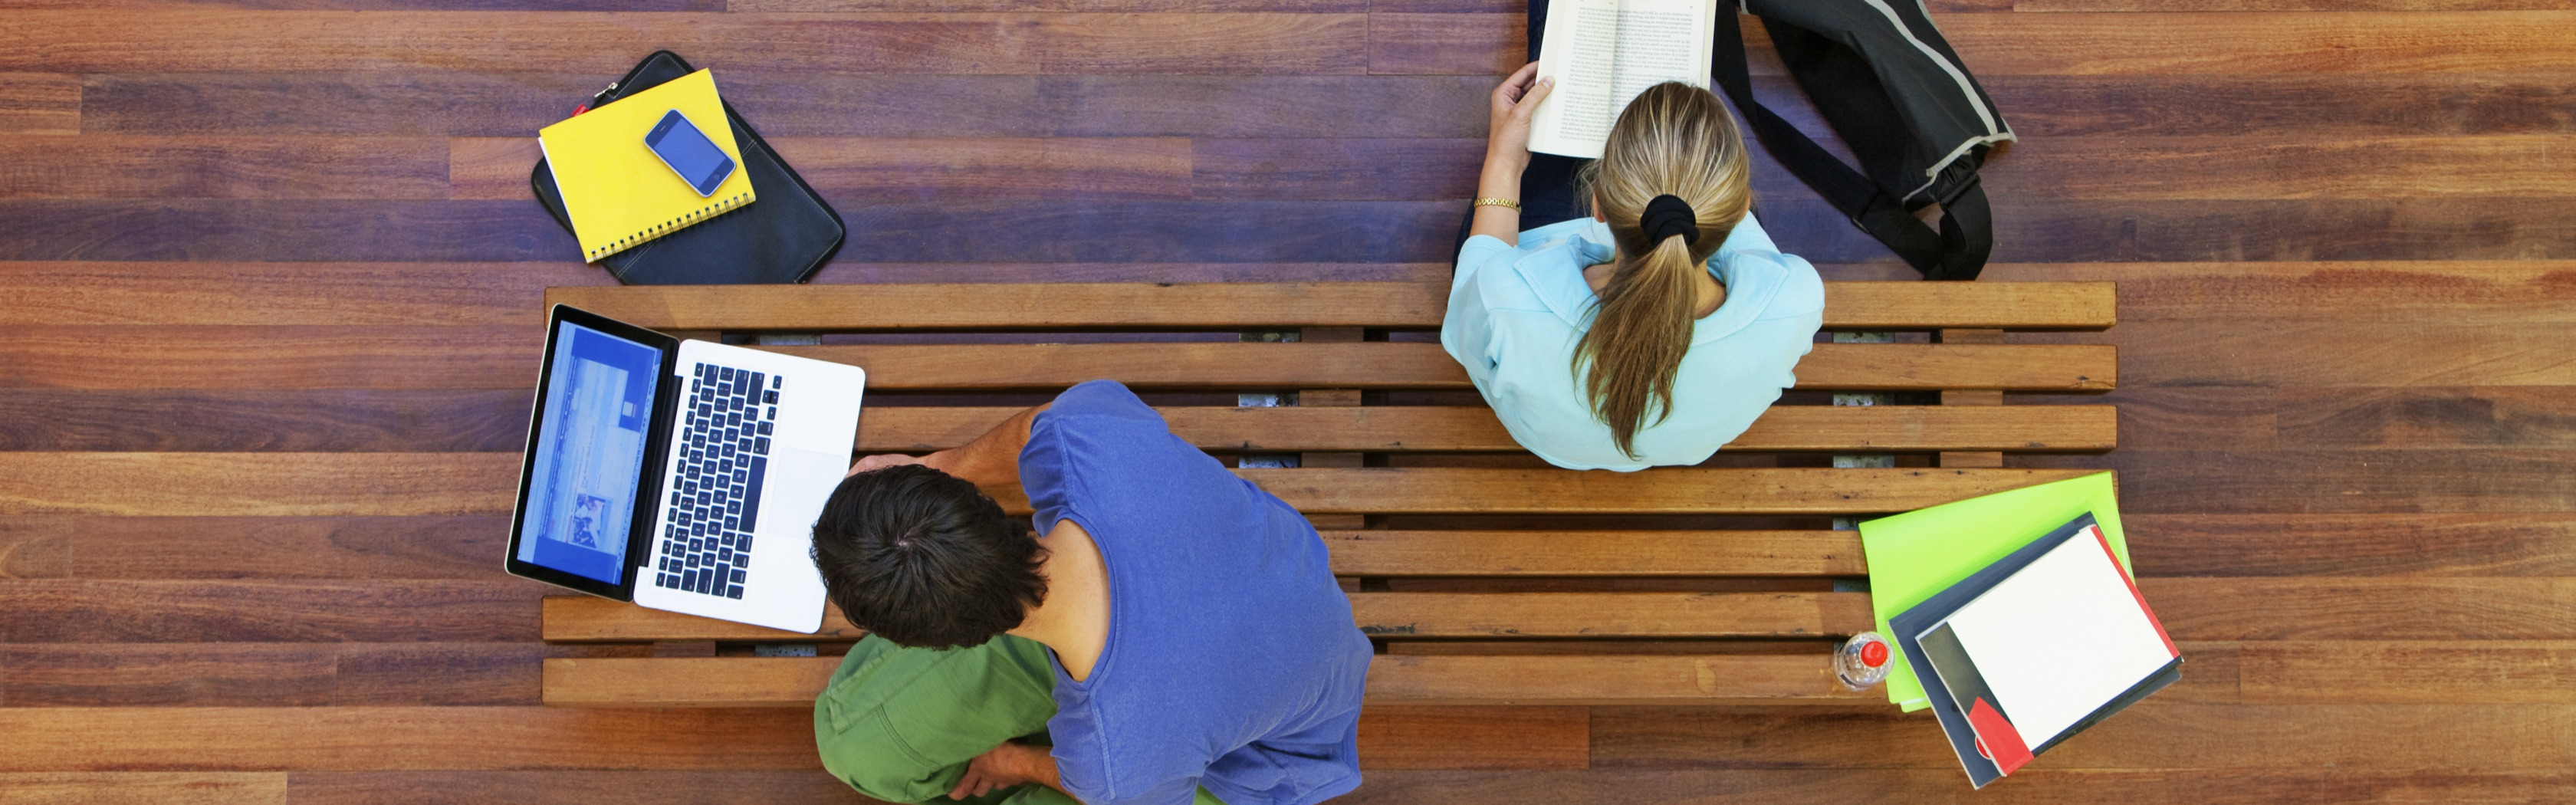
[1639,194,1700,245]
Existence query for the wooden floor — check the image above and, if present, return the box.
[2,1,2573,802]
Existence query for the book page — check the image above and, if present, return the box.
[1528,0,1622,159]
[1607,0,1714,104]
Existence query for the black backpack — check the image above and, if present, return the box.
[1715,1,2012,280]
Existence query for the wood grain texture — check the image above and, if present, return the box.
[0,390,531,452]
[453,136,1198,201]
[0,136,449,199]
[1342,768,2576,803]
[0,73,78,136]
[0,707,822,770]
[547,281,2113,330]
[0,12,1371,75]
[0,580,543,642]
[274,771,865,805]
[0,262,603,326]
[1327,529,1862,577]
[1350,592,1875,638]
[0,774,285,805]
[2147,577,2576,640]
[770,342,2115,391]
[0,453,514,516]
[1987,135,2576,199]
[1228,467,2101,514]
[0,327,533,389]
[2237,641,2576,705]
[34,516,506,580]
[2125,514,2576,577]
[0,642,541,706]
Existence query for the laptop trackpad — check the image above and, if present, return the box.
[756,446,849,537]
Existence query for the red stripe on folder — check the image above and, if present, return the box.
[1967,696,2034,775]
[2088,524,2178,658]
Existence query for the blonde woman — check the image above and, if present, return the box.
[1445,65,1825,472]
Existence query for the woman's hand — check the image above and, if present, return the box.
[1485,61,1555,172]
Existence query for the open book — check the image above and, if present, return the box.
[1526,0,1720,159]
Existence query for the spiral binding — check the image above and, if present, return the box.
[586,190,755,261]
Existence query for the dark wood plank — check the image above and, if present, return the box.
[1362,11,2576,76]
[2239,641,2576,705]
[2146,577,2576,641]
[37,516,506,580]
[2277,386,2576,449]
[0,452,514,517]
[0,518,72,579]
[1322,530,1865,577]
[732,0,1359,8]
[0,390,530,452]
[0,12,1370,75]
[0,580,544,642]
[1354,706,1590,770]
[1779,196,2576,264]
[2029,323,2575,386]
[0,773,286,804]
[1983,135,2576,200]
[0,327,532,389]
[2003,261,2576,324]
[1352,591,1874,638]
[454,136,1195,201]
[2024,0,2575,9]
[0,200,575,262]
[1987,74,2576,139]
[808,261,1445,284]
[0,0,722,8]
[0,642,539,707]
[1191,137,1481,200]
[281,771,867,805]
[549,281,2114,330]
[1224,467,2100,515]
[1343,769,2576,803]
[0,136,449,199]
[0,261,602,326]
[0,72,78,135]
[84,74,1496,138]
[2020,450,2576,514]
[860,404,2119,454]
[0,707,822,770]
[774,342,2114,391]
[2127,514,2576,577]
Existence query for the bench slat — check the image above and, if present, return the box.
[769,343,2116,391]
[542,281,2114,331]
[859,404,2118,453]
[1210,468,2098,516]
[1322,530,1865,577]
[545,590,1872,642]
[540,653,1874,708]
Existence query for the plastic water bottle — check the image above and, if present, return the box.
[1835,632,1893,690]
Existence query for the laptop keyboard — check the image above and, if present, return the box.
[652,362,784,599]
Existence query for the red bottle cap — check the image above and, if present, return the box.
[1860,640,1889,668]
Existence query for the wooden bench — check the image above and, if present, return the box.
[537,280,2116,708]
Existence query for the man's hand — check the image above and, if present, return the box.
[948,741,1058,801]
[846,452,929,478]
[1484,61,1555,172]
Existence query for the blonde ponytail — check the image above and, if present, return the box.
[1572,82,1753,458]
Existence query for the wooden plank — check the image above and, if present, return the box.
[544,596,861,642]
[1350,592,1874,638]
[0,262,603,326]
[2125,514,2576,577]
[1351,705,1590,770]
[1993,261,2576,324]
[452,136,1197,202]
[810,261,1445,284]
[1322,530,1865,577]
[2239,641,2576,705]
[37,516,505,580]
[1191,137,1481,200]
[0,453,514,517]
[0,580,541,642]
[2023,449,2576,514]
[1986,74,2576,139]
[545,281,2114,330]
[2275,386,2576,450]
[0,389,531,452]
[279,771,857,805]
[1986,135,2576,200]
[0,0,723,8]
[545,282,1446,330]
[2024,0,2574,10]
[730,0,1360,9]
[0,773,285,805]
[544,653,1869,707]
[0,327,533,389]
[1364,654,1876,705]
[768,343,2115,391]
[0,73,78,136]
[83,74,1497,139]
[1226,467,2101,515]
[0,642,540,707]
[1366,11,2576,76]
[0,199,576,262]
[1346,769,2576,803]
[0,12,1368,74]
[0,136,449,199]
[0,517,71,579]
[2147,577,2576,641]
[859,404,2117,454]
[2032,322,2576,387]
[0,707,823,770]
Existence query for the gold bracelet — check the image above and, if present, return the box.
[1472,197,1522,211]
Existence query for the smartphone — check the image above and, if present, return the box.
[643,109,737,197]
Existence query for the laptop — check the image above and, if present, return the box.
[505,304,865,633]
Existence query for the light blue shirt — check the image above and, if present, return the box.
[1441,212,1825,472]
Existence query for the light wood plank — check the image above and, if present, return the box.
[1224,467,2103,515]
[768,342,2117,391]
[1322,530,1865,577]
[0,73,77,136]
[455,136,1196,201]
[1350,592,1874,638]
[543,652,1872,707]
[0,136,449,199]
[0,262,604,327]
[859,404,2119,453]
[0,707,821,770]
[544,281,2114,330]
[0,773,286,805]
[0,453,514,517]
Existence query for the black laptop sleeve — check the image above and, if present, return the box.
[532,51,846,284]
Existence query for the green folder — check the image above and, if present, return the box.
[1858,472,2128,711]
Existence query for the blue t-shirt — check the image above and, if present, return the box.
[1020,380,1372,805]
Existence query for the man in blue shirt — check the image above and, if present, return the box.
[811,380,1372,805]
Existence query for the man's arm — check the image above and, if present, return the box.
[948,741,1070,802]
[849,402,1048,488]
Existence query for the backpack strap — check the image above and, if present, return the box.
[1710,8,1989,280]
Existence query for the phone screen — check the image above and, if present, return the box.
[643,110,736,197]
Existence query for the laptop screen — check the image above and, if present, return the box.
[514,320,663,584]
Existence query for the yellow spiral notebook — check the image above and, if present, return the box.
[538,68,756,262]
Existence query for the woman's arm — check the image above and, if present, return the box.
[1469,61,1554,248]
[847,403,1050,488]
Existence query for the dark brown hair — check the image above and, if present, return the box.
[810,464,1047,649]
